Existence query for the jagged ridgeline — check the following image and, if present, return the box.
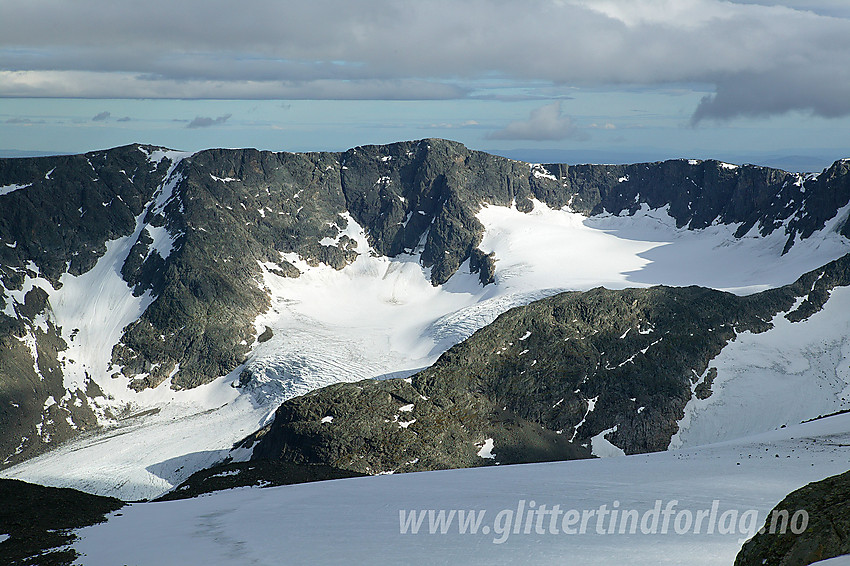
[1,139,849,467]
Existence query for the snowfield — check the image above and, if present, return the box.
[72,412,850,565]
[3,197,850,501]
[671,286,850,449]
[477,199,850,295]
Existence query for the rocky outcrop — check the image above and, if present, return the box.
[110,148,351,390]
[0,144,169,286]
[735,469,850,566]
[157,460,365,502]
[0,144,170,465]
[0,478,123,566]
[241,376,590,476]
[0,290,103,466]
[538,158,850,250]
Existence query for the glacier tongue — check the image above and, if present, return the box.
[245,213,486,409]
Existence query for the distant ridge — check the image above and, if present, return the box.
[0,149,70,159]
[489,148,845,173]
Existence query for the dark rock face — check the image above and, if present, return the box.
[0,144,169,286]
[539,158,850,251]
[1,139,849,466]
[414,285,751,455]
[0,298,103,467]
[0,478,123,566]
[735,469,850,566]
[156,460,365,502]
[240,254,850,476]
[243,375,590,475]
[113,148,350,390]
[339,140,539,284]
[0,144,169,466]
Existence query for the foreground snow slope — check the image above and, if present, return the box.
[4,200,850,500]
[73,412,850,565]
[672,286,850,449]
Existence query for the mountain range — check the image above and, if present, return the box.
[1,139,849,565]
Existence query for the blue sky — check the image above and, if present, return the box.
[2,0,850,169]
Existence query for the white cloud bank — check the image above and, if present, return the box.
[487,102,589,141]
[2,0,850,122]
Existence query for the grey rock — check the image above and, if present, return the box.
[735,469,850,566]
[242,376,590,475]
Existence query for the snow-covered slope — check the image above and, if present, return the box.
[3,196,850,501]
[71,412,850,565]
[477,199,850,294]
[247,197,850,404]
[672,285,850,449]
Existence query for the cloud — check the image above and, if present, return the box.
[729,0,850,18]
[186,114,231,129]
[92,111,111,121]
[1,0,850,121]
[0,72,466,100]
[487,102,589,141]
[691,66,850,123]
